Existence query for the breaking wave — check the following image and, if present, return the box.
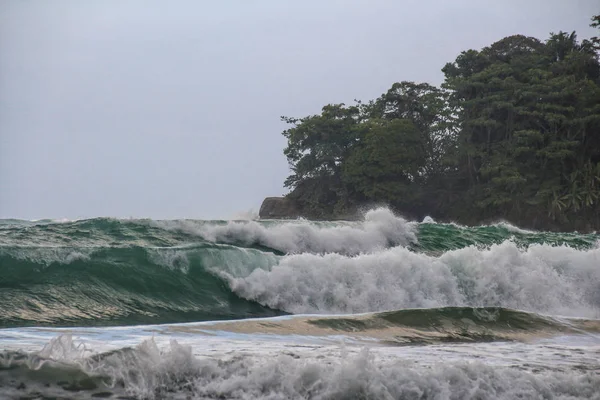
[1,208,599,328]
[1,334,599,399]
[224,241,600,318]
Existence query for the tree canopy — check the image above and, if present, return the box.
[280,16,600,230]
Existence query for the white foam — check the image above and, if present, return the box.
[493,221,535,234]
[222,241,600,318]
[146,243,279,276]
[423,218,535,234]
[155,207,417,255]
[146,247,191,273]
[0,247,92,266]
[422,215,436,224]
[5,335,599,399]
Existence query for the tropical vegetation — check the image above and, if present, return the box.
[280,16,600,231]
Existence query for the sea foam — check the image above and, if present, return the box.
[2,335,599,400]
[155,207,417,255]
[222,241,600,318]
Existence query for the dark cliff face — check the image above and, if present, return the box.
[258,197,301,219]
[258,197,597,232]
[259,197,361,220]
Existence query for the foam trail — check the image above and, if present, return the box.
[223,241,600,318]
[2,336,599,399]
[156,207,416,255]
[0,246,93,266]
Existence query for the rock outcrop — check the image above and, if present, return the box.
[259,197,301,219]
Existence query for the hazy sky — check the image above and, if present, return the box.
[1,1,598,219]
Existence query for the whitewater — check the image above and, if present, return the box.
[1,208,599,399]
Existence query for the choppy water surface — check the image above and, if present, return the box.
[1,209,599,399]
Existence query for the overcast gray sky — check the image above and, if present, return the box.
[1,0,598,220]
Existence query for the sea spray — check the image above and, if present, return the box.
[1,208,599,328]
[152,207,417,255]
[2,334,600,399]
[2,209,600,399]
[223,241,600,318]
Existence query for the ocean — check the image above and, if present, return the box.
[1,208,599,399]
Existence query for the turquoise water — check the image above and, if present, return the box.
[1,208,599,398]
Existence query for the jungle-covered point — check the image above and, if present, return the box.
[279,16,600,231]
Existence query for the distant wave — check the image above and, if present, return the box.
[149,207,417,255]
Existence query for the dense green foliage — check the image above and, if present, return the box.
[281,17,600,230]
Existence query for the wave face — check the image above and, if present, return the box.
[1,208,599,327]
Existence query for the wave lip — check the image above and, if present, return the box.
[151,207,417,255]
[0,243,284,328]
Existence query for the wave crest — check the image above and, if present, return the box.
[2,335,599,400]
[154,207,417,255]
[223,242,600,318]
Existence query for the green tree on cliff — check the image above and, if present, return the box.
[280,103,364,216]
[279,15,600,229]
[442,28,600,224]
